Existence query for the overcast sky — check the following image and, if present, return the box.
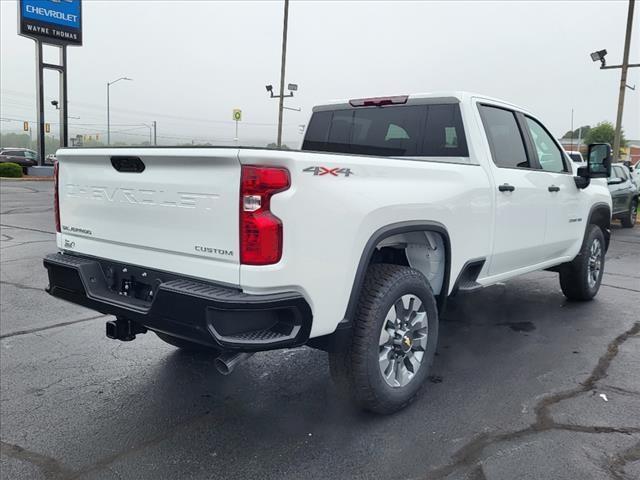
[1,0,638,147]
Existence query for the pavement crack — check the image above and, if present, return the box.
[422,321,640,479]
[606,440,640,480]
[603,272,640,280]
[0,440,75,480]
[0,314,106,339]
[0,223,55,235]
[69,412,213,479]
[601,284,640,293]
[0,280,44,293]
[0,239,53,250]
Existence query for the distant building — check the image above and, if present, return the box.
[621,142,640,166]
[558,138,586,154]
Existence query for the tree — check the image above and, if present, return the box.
[583,121,627,149]
[266,142,290,150]
[562,125,591,140]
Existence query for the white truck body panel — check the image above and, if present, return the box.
[57,148,241,285]
[54,92,612,339]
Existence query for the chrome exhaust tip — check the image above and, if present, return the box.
[214,352,254,375]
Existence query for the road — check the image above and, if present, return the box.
[1,179,639,480]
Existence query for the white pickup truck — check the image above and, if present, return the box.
[45,92,614,414]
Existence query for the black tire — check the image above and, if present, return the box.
[155,332,220,354]
[559,224,605,301]
[620,198,637,228]
[328,264,439,414]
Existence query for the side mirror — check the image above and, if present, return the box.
[587,143,612,178]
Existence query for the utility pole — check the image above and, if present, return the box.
[277,0,289,148]
[152,121,157,145]
[570,108,574,150]
[613,0,635,160]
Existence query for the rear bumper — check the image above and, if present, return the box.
[43,252,312,352]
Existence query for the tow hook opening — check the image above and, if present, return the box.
[106,317,147,341]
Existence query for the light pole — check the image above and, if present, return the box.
[589,0,638,160]
[107,76,132,145]
[263,0,297,148]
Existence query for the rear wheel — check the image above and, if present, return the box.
[329,264,439,414]
[155,332,220,354]
[559,225,605,301]
[620,199,637,228]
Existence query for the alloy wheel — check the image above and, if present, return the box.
[378,294,428,388]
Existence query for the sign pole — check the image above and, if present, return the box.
[60,45,69,148]
[232,109,242,143]
[35,40,46,166]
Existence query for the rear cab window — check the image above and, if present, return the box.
[302,102,469,158]
[478,105,530,169]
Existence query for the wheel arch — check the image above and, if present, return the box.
[344,221,452,322]
[587,202,612,252]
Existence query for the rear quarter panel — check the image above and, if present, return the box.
[238,149,493,337]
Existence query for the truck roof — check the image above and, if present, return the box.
[313,91,533,116]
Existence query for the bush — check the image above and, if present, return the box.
[0,163,23,178]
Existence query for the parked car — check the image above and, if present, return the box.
[44,92,613,414]
[563,149,586,174]
[623,161,640,187]
[608,163,638,228]
[566,150,585,164]
[0,148,37,173]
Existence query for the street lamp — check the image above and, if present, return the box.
[590,49,608,68]
[107,76,132,145]
[265,81,299,146]
[588,0,639,160]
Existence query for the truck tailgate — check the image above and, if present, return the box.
[56,148,241,285]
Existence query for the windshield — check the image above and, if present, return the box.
[302,103,468,157]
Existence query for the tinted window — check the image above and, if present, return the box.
[11,151,25,157]
[614,166,628,180]
[479,105,530,169]
[302,104,468,157]
[422,104,468,157]
[525,117,566,173]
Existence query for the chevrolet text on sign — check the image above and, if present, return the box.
[19,0,83,46]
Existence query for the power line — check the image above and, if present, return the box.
[1,89,300,127]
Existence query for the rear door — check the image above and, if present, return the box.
[478,104,548,275]
[57,148,241,285]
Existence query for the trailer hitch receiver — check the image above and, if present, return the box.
[106,317,147,341]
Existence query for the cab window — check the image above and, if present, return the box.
[478,105,530,169]
[525,117,567,173]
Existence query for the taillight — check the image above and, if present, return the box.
[53,160,61,233]
[240,165,290,265]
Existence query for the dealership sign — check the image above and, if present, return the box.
[19,0,82,46]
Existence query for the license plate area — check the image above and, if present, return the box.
[101,261,168,304]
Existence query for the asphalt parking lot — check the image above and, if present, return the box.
[1,179,639,480]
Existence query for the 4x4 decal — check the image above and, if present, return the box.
[303,166,353,177]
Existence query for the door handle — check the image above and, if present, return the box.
[548,185,560,192]
[498,184,515,192]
